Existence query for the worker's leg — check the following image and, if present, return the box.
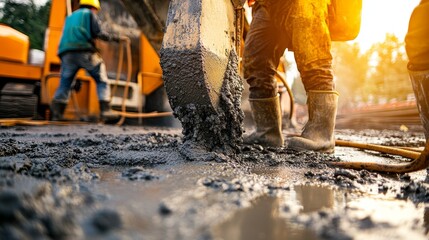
[407,0,429,138]
[407,1,429,171]
[286,0,338,153]
[83,53,111,102]
[51,53,79,120]
[409,70,429,138]
[84,52,119,122]
[242,2,289,147]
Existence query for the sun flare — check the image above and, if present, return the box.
[352,0,420,51]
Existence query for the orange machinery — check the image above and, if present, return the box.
[0,0,164,121]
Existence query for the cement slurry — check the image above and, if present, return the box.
[161,49,244,160]
[1,126,429,239]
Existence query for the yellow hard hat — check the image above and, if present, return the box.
[80,0,100,10]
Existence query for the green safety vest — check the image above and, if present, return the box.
[58,8,94,56]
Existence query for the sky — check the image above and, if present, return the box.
[34,0,48,5]
[352,0,421,51]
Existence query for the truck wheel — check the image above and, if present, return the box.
[0,82,38,119]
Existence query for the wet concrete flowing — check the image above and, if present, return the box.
[1,125,429,239]
[161,49,244,159]
[160,0,242,161]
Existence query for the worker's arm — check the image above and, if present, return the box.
[89,12,121,42]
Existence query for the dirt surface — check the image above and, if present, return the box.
[1,124,429,240]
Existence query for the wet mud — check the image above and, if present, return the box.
[1,125,429,239]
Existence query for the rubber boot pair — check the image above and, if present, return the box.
[99,101,120,123]
[244,95,284,147]
[288,90,339,153]
[50,100,67,121]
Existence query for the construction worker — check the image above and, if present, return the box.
[243,0,338,153]
[406,0,429,142]
[50,0,129,122]
[327,0,429,173]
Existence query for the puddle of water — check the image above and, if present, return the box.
[292,184,345,214]
[212,196,319,240]
[91,166,172,217]
[91,165,429,239]
[90,167,157,235]
[90,163,233,237]
[212,185,343,240]
[213,183,429,240]
[252,167,309,183]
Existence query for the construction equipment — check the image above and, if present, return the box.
[0,0,172,124]
[0,0,361,126]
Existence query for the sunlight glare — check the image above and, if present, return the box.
[352,0,421,51]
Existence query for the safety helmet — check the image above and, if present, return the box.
[80,0,100,10]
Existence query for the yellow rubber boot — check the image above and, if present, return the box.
[288,90,339,153]
[244,95,284,147]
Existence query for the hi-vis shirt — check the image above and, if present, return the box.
[58,8,119,56]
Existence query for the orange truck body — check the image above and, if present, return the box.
[0,0,163,120]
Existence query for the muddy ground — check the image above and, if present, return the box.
[1,124,429,240]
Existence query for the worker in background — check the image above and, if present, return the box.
[406,0,429,145]
[243,0,338,153]
[50,0,129,122]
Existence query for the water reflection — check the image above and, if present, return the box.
[91,165,429,239]
[292,185,345,213]
[213,184,348,240]
[213,196,319,240]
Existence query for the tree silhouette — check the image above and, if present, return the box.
[331,41,369,109]
[332,33,413,110]
[0,0,51,50]
[366,34,411,103]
